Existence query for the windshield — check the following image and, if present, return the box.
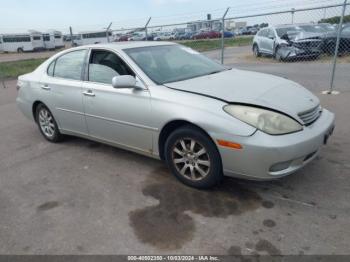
[124,45,226,84]
[276,26,304,37]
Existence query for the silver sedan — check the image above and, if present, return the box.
[16,42,335,188]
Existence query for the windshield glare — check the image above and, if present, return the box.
[276,26,304,37]
[124,45,226,84]
[299,25,326,33]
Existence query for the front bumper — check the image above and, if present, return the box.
[278,46,321,59]
[216,109,335,180]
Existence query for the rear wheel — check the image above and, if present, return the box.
[35,104,62,142]
[17,48,23,53]
[165,125,223,189]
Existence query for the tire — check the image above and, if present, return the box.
[274,46,283,62]
[164,125,223,189]
[253,44,261,57]
[35,104,62,143]
[17,48,23,53]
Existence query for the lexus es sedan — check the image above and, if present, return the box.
[16,42,335,189]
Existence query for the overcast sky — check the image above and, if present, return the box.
[0,0,346,33]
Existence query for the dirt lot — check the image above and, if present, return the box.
[1,53,350,255]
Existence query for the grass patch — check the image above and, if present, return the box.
[0,58,47,79]
[180,36,253,52]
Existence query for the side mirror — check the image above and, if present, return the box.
[112,75,136,89]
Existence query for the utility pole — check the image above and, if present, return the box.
[144,17,152,41]
[106,22,113,43]
[221,7,230,64]
[69,26,74,47]
[291,8,295,24]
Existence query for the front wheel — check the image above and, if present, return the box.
[253,44,261,57]
[274,46,283,62]
[36,104,62,142]
[165,125,223,189]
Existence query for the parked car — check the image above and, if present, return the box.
[253,25,323,61]
[250,27,259,35]
[241,27,254,35]
[154,32,175,41]
[16,42,335,189]
[193,31,221,39]
[321,24,350,55]
[127,32,153,41]
[116,34,130,42]
[175,32,194,40]
[223,31,235,38]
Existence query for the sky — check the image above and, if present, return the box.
[0,0,346,33]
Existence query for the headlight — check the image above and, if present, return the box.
[224,105,303,135]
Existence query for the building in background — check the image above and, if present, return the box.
[225,20,247,31]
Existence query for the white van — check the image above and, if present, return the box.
[43,33,55,50]
[28,30,44,51]
[1,32,44,53]
[74,30,112,46]
[43,30,64,50]
[51,30,64,48]
[0,35,3,52]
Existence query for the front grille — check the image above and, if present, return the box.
[293,40,322,50]
[298,105,322,126]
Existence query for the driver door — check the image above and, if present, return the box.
[82,49,153,154]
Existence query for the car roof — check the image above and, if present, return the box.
[78,41,177,51]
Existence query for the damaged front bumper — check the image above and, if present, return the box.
[277,45,321,60]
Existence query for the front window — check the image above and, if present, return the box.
[88,50,134,84]
[124,45,226,84]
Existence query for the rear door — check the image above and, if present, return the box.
[81,48,153,153]
[40,49,88,135]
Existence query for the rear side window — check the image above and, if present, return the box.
[54,50,86,80]
[47,61,55,76]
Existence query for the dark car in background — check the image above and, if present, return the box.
[193,30,221,39]
[223,31,235,38]
[321,24,350,55]
[175,32,194,40]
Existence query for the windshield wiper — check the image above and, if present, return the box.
[208,70,223,75]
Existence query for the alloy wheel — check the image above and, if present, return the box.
[38,108,56,138]
[172,138,211,181]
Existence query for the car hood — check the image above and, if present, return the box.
[164,69,319,123]
[290,31,323,41]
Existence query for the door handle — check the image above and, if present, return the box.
[41,84,50,90]
[83,90,95,97]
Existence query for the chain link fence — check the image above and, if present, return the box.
[75,1,347,93]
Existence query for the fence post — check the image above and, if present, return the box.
[69,26,74,47]
[291,8,295,24]
[145,17,152,41]
[221,7,230,64]
[328,0,347,94]
[106,22,113,43]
